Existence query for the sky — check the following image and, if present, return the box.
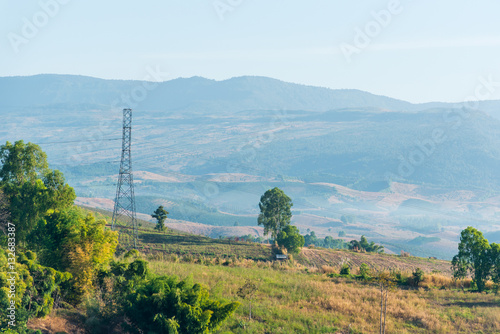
[1,0,500,103]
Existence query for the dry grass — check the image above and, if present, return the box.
[148,258,500,333]
[321,265,337,274]
[28,309,86,334]
[421,274,472,289]
[27,257,500,333]
[297,248,453,275]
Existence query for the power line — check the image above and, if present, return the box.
[35,137,122,146]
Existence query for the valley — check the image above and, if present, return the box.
[1,75,500,259]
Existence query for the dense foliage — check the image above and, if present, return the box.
[303,231,348,249]
[29,207,118,303]
[275,225,304,254]
[91,259,239,333]
[349,236,384,253]
[451,226,500,292]
[152,205,169,232]
[0,249,71,331]
[257,188,293,241]
[0,140,239,333]
[0,141,75,245]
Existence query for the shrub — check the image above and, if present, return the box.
[0,250,71,330]
[358,263,371,279]
[93,259,240,333]
[123,249,140,260]
[340,264,350,276]
[412,268,425,287]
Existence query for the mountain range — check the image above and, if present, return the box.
[2,74,500,115]
[1,74,500,258]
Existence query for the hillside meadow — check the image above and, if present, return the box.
[145,256,500,334]
[113,216,500,333]
[25,207,499,334]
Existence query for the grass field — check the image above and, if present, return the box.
[147,257,500,334]
[82,206,454,274]
[71,206,500,333]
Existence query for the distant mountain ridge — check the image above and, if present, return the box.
[2,73,500,259]
[2,74,500,192]
[2,74,499,116]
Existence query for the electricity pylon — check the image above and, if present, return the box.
[112,108,138,248]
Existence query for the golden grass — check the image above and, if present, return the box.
[321,265,337,274]
[420,273,472,289]
[147,258,500,334]
[28,310,86,334]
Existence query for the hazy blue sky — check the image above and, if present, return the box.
[1,0,500,103]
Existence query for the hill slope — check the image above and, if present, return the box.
[3,74,500,260]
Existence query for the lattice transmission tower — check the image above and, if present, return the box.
[112,108,138,248]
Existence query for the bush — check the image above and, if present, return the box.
[358,263,371,279]
[390,269,408,285]
[412,268,424,287]
[130,262,238,333]
[0,250,71,330]
[123,249,140,260]
[340,264,350,276]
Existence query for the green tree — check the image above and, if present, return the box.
[491,243,500,285]
[0,141,48,186]
[41,170,75,211]
[324,235,334,247]
[349,236,384,253]
[0,141,75,244]
[275,225,304,254]
[0,189,9,236]
[151,205,169,232]
[257,187,293,241]
[451,226,492,292]
[304,231,318,247]
[0,249,71,330]
[29,207,118,303]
